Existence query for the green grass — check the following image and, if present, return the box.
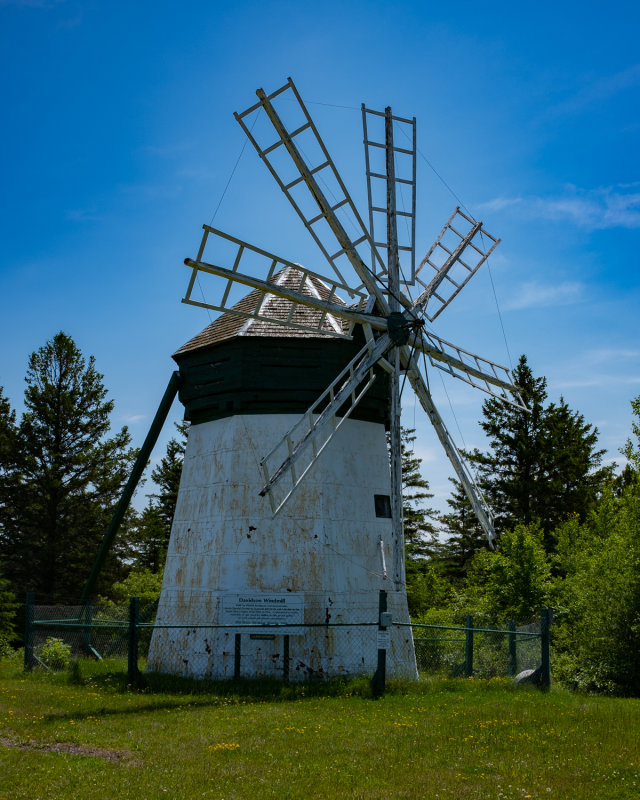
[1,658,639,799]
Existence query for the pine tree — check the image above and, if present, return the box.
[149,422,188,536]
[468,355,548,534]
[131,504,168,574]
[0,388,18,563]
[463,355,610,547]
[401,427,437,559]
[541,397,611,534]
[621,393,640,472]
[0,333,136,603]
[130,422,188,574]
[0,387,16,463]
[396,428,444,616]
[0,566,18,638]
[438,477,487,582]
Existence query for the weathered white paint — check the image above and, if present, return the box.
[147,414,417,680]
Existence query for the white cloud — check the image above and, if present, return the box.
[479,185,640,231]
[505,280,583,310]
[122,414,146,424]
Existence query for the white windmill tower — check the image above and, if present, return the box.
[146,78,525,681]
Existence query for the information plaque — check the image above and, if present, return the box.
[221,593,304,628]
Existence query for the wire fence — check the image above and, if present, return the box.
[23,593,551,691]
[410,617,543,679]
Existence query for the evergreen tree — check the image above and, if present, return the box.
[396,428,443,616]
[541,397,611,535]
[464,355,610,547]
[438,477,487,582]
[131,504,168,574]
[0,333,136,603]
[401,428,437,559]
[150,422,187,535]
[130,422,188,574]
[0,387,16,463]
[0,388,18,559]
[467,355,548,535]
[621,393,640,471]
[0,565,18,638]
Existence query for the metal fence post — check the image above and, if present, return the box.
[508,620,517,676]
[464,615,474,678]
[127,596,140,685]
[283,634,290,683]
[234,633,241,680]
[371,589,388,696]
[540,607,552,690]
[81,601,93,656]
[24,592,35,672]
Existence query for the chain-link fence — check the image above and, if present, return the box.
[24,594,551,691]
[410,616,546,679]
[24,595,159,669]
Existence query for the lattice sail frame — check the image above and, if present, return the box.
[362,105,417,286]
[234,78,387,295]
[183,226,369,339]
[413,207,500,322]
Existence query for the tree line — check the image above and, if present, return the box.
[0,333,180,615]
[404,355,640,695]
[1,333,639,694]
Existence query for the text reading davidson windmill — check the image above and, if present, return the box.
[140,78,525,680]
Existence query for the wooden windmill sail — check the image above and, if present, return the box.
[144,78,525,681]
[183,79,523,551]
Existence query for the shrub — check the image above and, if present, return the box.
[0,634,14,660]
[40,637,72,670]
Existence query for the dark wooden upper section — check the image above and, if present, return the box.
[173,268,390,427]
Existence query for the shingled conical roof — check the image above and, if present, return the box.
[174,266,349,357]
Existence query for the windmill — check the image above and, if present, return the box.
[145,78,525,681]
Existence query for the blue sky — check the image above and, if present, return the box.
[1,0,639,513]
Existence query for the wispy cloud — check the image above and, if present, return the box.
[480,185,640,230]
[413,445,439,465]
[551,64,640,116]
[550,348,640,392]
[554,375,640,390]
[583,348,640,365]
[122,414,146,424]
[505,280,583,311]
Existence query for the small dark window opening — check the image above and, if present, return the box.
[374,494,392,518]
